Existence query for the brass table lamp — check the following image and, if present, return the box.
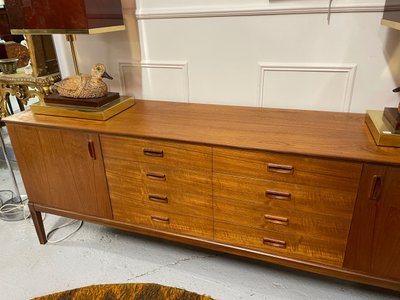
[5,0,126,75]
[4,0,135,120]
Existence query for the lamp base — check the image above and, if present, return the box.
[44,92,120,108]
[365,110,400,147]
[383,107,400,134]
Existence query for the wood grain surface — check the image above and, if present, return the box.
[101,134,212,171]
[113,204,213,240]
[4,100,400,165]
[213,173,357,217]
[6,100,400,291]
[345,165,400,281]
[214,221,346,267]
[105,158,212,218]
[213,147,362,191]
[7,124,112,218]
[214,197,352,242]
[32,203,400,291]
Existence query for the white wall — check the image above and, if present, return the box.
[54,0,400,113]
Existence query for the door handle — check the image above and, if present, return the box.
[151,216,170,224]
[265,190,291,201]
[88,140,96,160]
[369,175,383,201]
[263,237,287,249]
[148,195,168,203]
[146,172,166,181]
[267,163,294,174]
[264,214,289,226]
[143,149,164,157]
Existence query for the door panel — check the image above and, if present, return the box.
[8,124,112,218]
[344,164,400,280]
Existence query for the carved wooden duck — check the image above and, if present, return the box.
[55,63,113,98]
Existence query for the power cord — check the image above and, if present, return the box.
[0,202,30,220]
[0,189,83,243]
[46,219,84,244]
[0,189,30,220]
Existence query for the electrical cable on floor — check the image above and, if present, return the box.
[46,219,84,244]
[1,189,83,243]
[0,189,30,220]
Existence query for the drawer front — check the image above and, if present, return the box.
[215,221,345,267]
[213,173,357,217]
[213,147,362,191]
[101,135,212,171]
[105,158,212,217]
[114,204,213,240]
[215,197,351,242]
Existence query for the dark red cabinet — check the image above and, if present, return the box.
[5,0,124,34]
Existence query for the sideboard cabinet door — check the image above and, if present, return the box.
[7,124,112,218]
[344,164,400,280]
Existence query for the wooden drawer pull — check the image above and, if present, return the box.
[148,195,168,203]
[264,214,289,226]
[266,190,291,201]
[267,163,294,174]
[151,216,170,224]
[263,238,287,249]
[87,140,96,160]
[146,172,166,181]
[369,175,383,201]
[143,149,164,157]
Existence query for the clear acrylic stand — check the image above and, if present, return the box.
[0,127,25,221]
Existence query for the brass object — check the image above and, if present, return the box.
[365,110,400,147]
[0,58,18,74]
[66,34,80,75]
[30,96,135,121]
[0,72,61,119]
[25,35,60,77]
[10,25,126,35]
[381,18,400,31]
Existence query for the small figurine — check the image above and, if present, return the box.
[54,63,113,98]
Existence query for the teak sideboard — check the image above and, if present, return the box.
[4,100,400,291]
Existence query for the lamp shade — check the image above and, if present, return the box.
[5,0,125,34]
[382,0,400,30]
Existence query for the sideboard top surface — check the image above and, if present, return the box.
[4,100,400,165]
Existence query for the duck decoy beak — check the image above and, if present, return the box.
[101,71,113,80]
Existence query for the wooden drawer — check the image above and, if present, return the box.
[213,147,362,191]
[114,205,213,240]
[215,221,345,267]
[214,197,351,242]
[101,135,212,171]
[213,173,357,218]
[105,158,212,217]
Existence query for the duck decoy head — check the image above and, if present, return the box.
[101,71,113,80]
[92,63,113,80]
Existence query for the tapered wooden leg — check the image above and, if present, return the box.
[28,202,47,244]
